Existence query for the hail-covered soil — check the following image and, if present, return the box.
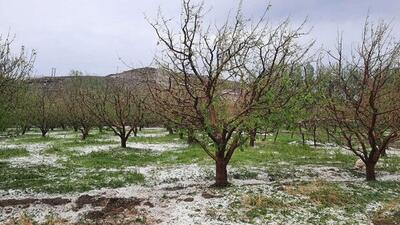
[0,130,399,225]
[0,143,61,167]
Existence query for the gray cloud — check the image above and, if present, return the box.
[0,0,399,76]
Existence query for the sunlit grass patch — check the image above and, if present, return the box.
[0,148,29,159]
[68,148,155,168]
[0,162,144,193]
[230,141,356,168]
[67,145,209,169]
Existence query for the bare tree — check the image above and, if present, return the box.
[0,34,35,130]
[63,71,98,140]
[148,0,311,187]
[82,77,145,148]
[324,19,400,181]
[0,35,35,96]
[31,83,59,137]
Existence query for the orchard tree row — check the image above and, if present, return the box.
[2,71,162,147]
[147,1,400,185]
[1,1,399,186]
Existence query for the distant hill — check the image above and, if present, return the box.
[28,67,163,91]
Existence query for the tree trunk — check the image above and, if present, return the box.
[139,126,142,131]
[312,125,317,147]
[381,148,387,157]
[81,127,90,140]
[273,129,280,143]
[98,126,103,133]
[167,126,173,135]
[249,128,257,147]
[187,129,195,144]
[365,161,376,181]
[262,132,267,141]
[120,136,127,148]
[40,128,48,137]
[215,152,228,187]
[21,126,27,135]
[325,128,330,142]
[133,127,138,137]
[299,125,305,145]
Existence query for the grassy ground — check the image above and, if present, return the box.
[0,128,399,192]
[0,148,29,159]
[0,128,399,224]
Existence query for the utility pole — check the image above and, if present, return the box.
[51,67,56,77]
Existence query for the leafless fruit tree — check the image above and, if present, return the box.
[63,71,98,140]
[148,0,311,187]
[82,77,146,148]
[324,19,400,181]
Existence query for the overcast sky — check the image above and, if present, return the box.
[0,0,399,76]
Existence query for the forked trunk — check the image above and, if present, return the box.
[40,128,48,137]
[120,136,127,148]
[215,152,228,187]
[365,161,376,181]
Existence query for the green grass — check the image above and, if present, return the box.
[0,162,144,193]
[0,128,399,198]
[225,180,400,224]
[67,146,209,169]
[59,138,118,148]
[9,135,59,144]
[231,142,356,167]
[380,155,400,173]
[129,133,183,143]
[0,148,29,159]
